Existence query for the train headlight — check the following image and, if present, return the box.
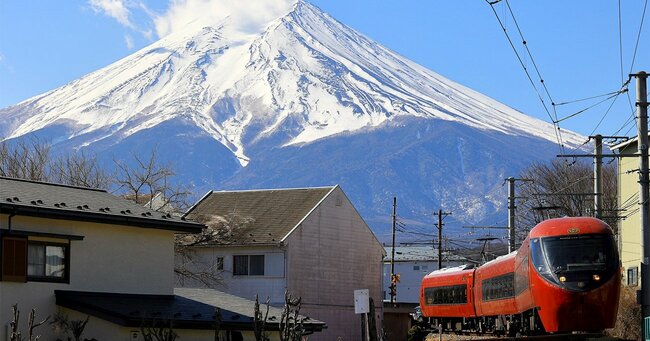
[593,274,601,281]
[559,276,566,282]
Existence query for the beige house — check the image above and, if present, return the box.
[0,177,324,340]
[612,137,643,287]
[182,185,386,341]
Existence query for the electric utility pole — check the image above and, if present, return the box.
[593,134,603,219]
[633,71,650,324]
[390,197,397,305]
[507,177,516,253]
[434,209,452,269]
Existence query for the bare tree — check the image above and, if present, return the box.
[0,138,51,181]
[175,213,255,287]
[0,139,110,190]
[113,148,191,212]
[253,295,271,341]
[516,159,617,241]
[50,152,111,189]
[279,291,305,341]
[9,304,49,341]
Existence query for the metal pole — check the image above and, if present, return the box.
[594,134,603,219]
[507,177,516,253]
[390,197,396,305]
[636,71,650,322]
[438,209,443,269]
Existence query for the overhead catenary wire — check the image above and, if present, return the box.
[484,0,566,155]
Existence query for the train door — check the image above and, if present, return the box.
[468,269,478,317]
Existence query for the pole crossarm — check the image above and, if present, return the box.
[557,153,638,158]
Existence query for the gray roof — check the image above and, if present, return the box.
[383,246,467,262]
[55,289,326,332]
[175,288,326,330]
[0,177,203,233]
[184,186,336,245]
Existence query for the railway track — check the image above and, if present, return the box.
[425,332,626,341]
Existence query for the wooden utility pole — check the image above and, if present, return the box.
[434,209,452,269]
[390,197,397,305]
[633,71,650,325]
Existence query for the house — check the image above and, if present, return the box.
[382,245,467,304]
[611,137,643,287]
[182,185,386,341]
[382,245,467,341]
[0,177,325,340]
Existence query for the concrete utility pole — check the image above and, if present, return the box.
[634,71,650,323]
[390,197,397,305]
[434,209,452,269]
[507,177,516,253]
[593,134,603,219]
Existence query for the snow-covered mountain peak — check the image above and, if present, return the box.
[1,1,583,168]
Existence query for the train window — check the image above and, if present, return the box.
[532,234,619,291]
[423,284,467,305]
[482,272,515,301]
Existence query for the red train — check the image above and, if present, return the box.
[419,217,621,335]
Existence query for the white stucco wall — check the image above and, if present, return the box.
[0,214,175,341]
[177,245,288,305]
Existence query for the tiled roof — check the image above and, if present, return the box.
[55,289,326,332]
[0,177,203,233]
[175,288,326,330]
[184,186,336,245]
[383,246,467,262]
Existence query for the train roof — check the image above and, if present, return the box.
[423,264,474,278]
[528,217,612,239]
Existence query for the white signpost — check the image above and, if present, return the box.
[354,289,370,341]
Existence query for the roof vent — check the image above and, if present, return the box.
[37,200,43,205]
[141,213,147,217]
[6,198,13,203]
[78,206,84,210]
[83,205,89,209]
[60,202,67,207]
[146,212,152,216]
[125,209,131,214]
[13,197,20,202]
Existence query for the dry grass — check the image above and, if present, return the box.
[606,285,641,340]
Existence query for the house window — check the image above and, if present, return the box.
[27,243,67,280]
[413,265,420,271]
[216,257,224,271]
[628,267,639,286]
[233,255,264,276]
[1,237,68,283]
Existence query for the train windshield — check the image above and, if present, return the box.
[530,234,618,291]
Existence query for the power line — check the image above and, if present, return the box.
[484,0,565,154]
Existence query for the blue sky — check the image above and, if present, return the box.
[0,0,647,139]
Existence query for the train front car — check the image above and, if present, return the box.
[528,217,620,332]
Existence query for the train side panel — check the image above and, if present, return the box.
[514,239,535,313]
[473,252,519,317]
[420,268,475,318]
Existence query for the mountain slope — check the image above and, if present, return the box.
[0,1,584,233]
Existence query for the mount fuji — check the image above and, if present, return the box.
[0,1,584,236]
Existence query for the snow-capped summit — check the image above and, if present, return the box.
[0,1,584,229]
